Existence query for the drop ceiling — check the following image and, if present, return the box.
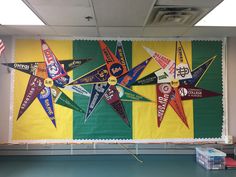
[0,0,234,38]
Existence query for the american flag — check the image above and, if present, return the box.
[0,39,6,56]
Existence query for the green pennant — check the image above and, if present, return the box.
[116,84,151,102]
[51,87,85,113]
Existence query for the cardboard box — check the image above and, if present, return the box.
[196,147,226,170]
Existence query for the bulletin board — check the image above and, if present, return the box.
[8,39,225,143]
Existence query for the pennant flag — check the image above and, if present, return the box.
[175,41,192,80]
[60,58,92,72]
[115,41,129,72]
[85,83,110,121]
[116,84,151,102]
[132,69,170,86]
[69,64,109,85]
[53,75,70,88]
[143,46,175,79]
[0,39,5,56]
[63,85,91,97]
[169,88,189,128]
[51,86,85,113]
[2,58,92,79]
[178,85,222,100]
[118,57,152,87]
[104,85,130,126]
[180,56,216,86]
[156,84,172,127]
[99,40,126,77]
[37,87,56,127]
[41,39,67,80]
[1,62,48,79]
[17,75,45,119]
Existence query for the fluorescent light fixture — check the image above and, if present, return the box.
[196,0,236,26]
[0,0,44,25]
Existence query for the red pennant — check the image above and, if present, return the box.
[104,85,130,126]
[156,84,172,127]
[178,85,222,100]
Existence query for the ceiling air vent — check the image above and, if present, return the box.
[147,6,210,26]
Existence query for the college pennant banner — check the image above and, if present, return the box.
[180,56,216,86]
[175,41,192,80]
[118,57,152,87]
[104,85,130,126]
[115,41,129,72]
[17,75,45,119]
[179,85,222,100]
[85,83,110,121]
[169,87,189,128]
[99,40,127,77]
[63,85,91,97]
[156,84,171,127]
[10,39,224,142]
[143,46,175,79]
[51,86,85,113]
[37,87,56,127]
[69,65,109,85]
[41,39,68,80]
[116,84,151,102]
[132,69,170,85]
[60,58,92,72]
[2,62,48,79]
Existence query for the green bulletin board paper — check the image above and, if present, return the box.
[192,41,223,138]
[73,40,132,139]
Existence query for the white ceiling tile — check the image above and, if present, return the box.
[183,27,236,37]
[156,0,223,7]
[52,27,98,37]
[143,27,189,37]
[93,0,154,26]
[26,0,90,7]
[3,26,56,36]
[28,2,95,26]
[99,27,143,37]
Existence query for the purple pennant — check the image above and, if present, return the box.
[118,57,152,88]
[69,65,109,85]
[85,83,110,121]
[178,85,222,100]
[17,75,45,119]
[115,41,129,72]
[104,85,130,126]
[37,87,56,127]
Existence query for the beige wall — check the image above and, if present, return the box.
[227,37,236,142]
[0,36,13,143]
[0,37,235,143]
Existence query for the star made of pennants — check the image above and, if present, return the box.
[2,40,93,127]
[132,41,222,128]
[69,40,153,127]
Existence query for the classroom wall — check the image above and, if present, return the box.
[0,36,236,143]
[0,36,13,143]
[227,37,236,142]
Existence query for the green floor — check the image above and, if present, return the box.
[0,155,235,177]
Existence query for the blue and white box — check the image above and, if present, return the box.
[196,147,226,170]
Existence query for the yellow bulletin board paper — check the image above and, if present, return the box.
[132,41,194,139]
[12,39,73,140]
